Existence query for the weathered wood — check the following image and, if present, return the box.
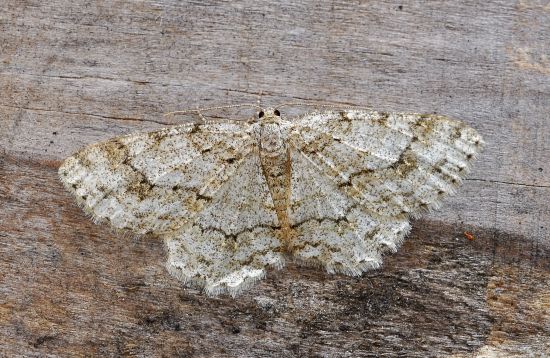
[1,0,548,356]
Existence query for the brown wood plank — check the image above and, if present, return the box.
[1,0,548,356]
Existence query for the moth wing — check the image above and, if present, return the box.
[287,143,410,275]
[292,109,484,217]
[166,150,285,296]
[60,121,284,296]
[287,109,483,274]
[59,122,256,234]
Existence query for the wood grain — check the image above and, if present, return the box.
[1,1,548,356]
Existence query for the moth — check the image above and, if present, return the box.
[59,105,484,296]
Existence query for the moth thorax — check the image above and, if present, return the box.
[259,123,287,156]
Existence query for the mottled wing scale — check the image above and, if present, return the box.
[287,110,484,274]
[59,121,285,296]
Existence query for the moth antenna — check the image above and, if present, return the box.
[164,103,263,117]
[276,101,372,111]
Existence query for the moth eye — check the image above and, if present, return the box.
[274,109,280,116]
[258,111,264,118]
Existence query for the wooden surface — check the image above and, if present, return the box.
[1,1,548,357]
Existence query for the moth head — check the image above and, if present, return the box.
[257,108,281,122]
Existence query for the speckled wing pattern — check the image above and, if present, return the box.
[59,122,285,296]
[59,109,483,296]
[287,110,483,275]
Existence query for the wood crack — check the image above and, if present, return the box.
[0,104,172,126]
[466,178,550,189]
